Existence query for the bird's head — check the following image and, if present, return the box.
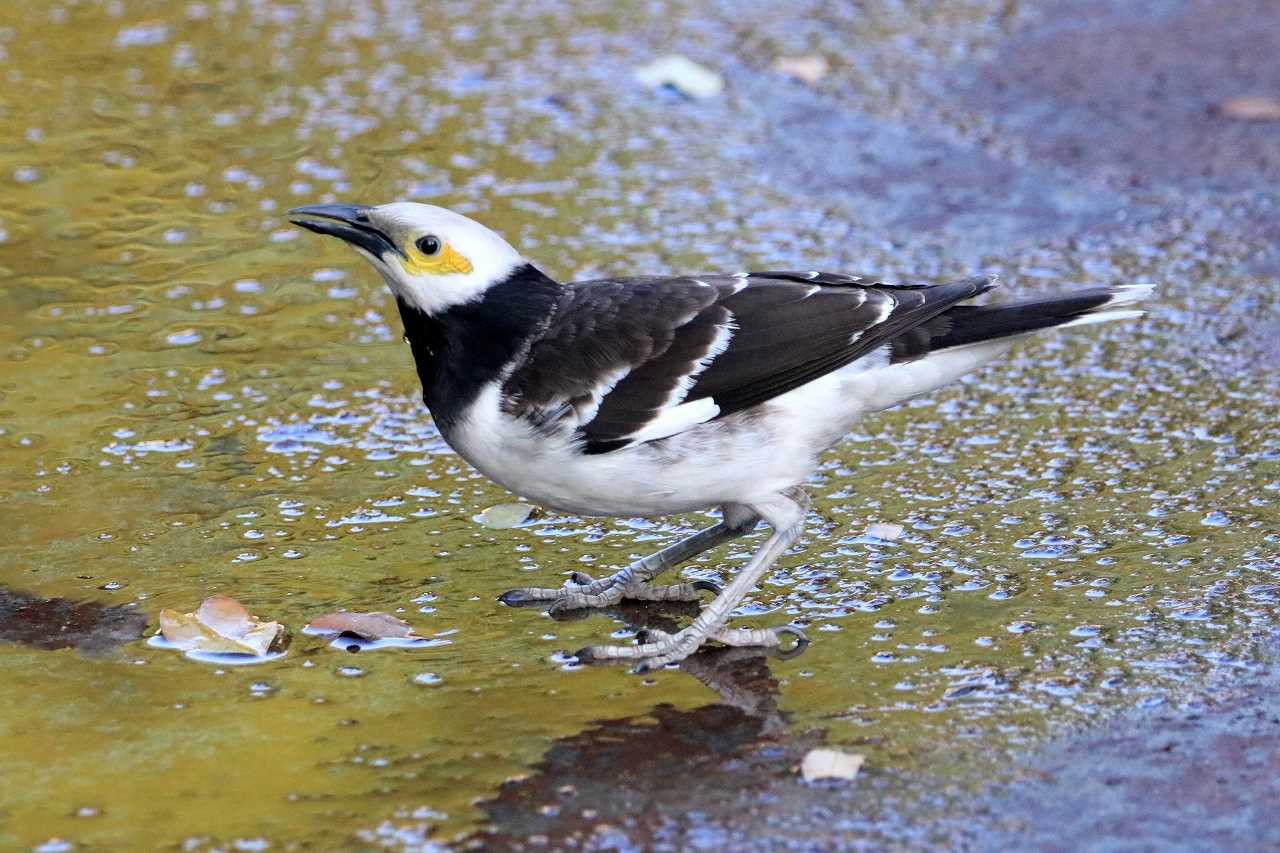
[289,202,524,316]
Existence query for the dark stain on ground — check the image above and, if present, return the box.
[958,640,1280,852]
[737,65,1144,255]
[0,586,147,653]
[960,0,1280,191]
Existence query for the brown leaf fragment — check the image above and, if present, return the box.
[800,748,865,781]
[158,595,285,656]
[1217,96,1280,121]
[772,54,830,84]
[305,611,417,641]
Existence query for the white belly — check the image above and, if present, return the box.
[443,341,1009,517]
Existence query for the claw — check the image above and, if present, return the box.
[773,624,810,659]
[497,589,538,606]
[572,645,598,665]
[569,571,595,586]
[691,579,722,596]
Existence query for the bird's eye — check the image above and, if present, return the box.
[415,235,442,256]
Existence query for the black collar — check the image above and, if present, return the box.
[396,264,562,432]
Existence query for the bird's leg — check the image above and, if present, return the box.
[498,505,759,614]
[575,487,810,671]
[636,624,809,653]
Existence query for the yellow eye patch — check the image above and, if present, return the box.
[399,241,474,276]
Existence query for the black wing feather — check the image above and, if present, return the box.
[501,272,997,453]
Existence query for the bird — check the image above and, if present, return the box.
[289,201,1152,672]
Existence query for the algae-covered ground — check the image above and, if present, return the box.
[0,0,1277,850]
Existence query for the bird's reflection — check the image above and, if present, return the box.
[467,603,821,849]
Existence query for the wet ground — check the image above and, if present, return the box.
[0,0,1277,850]
[962,637,1280,852]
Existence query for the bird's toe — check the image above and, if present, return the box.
[631,651,688,673]
[634,627,673,645]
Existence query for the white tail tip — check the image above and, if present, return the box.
[1106,283,1156,307]
[1058,284,1155,329]
[1059,308,1146,329]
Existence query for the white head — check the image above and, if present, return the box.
[290,202,525,315]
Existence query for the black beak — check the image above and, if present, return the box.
[288,204,405,258]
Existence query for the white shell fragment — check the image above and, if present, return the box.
[801,748,865,781]
[477,502,539,529]
[772,55,829,84]
[634,55,724,99]
[864,521,905,541]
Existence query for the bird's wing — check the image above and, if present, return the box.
[501,271,997,454]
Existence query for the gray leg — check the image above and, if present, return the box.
[575,487,810,671]
[498,505,759,615]
[636,624,809,652]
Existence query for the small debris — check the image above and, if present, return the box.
[864,522,905,541]
[634,55,724,99]
[477,502,539,529]
[305,611,419,641]
[772,55,829,84]
[157,595,286,657]
[801,748,865,781]
[113,21,171,49]
[1217,96,1280,121]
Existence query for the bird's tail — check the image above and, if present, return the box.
[889,284,1154,362]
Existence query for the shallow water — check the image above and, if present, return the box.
[1,0,1277,850]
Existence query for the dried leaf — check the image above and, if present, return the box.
[158,595,284,656]
[634,55,724,99]
[305,611,417,641]
[772,55,829,84]
[801,748,865,781]
[864,522,904,541]
[477,502,538,529]
[1218,96,1280,121]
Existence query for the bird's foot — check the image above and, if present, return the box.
[575,623,808,673]
[498,570,720,616]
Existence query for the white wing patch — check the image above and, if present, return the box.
[570,365,633,423]
[627,397,721,444]
[666,317,736,408]
[602,316,736,448]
